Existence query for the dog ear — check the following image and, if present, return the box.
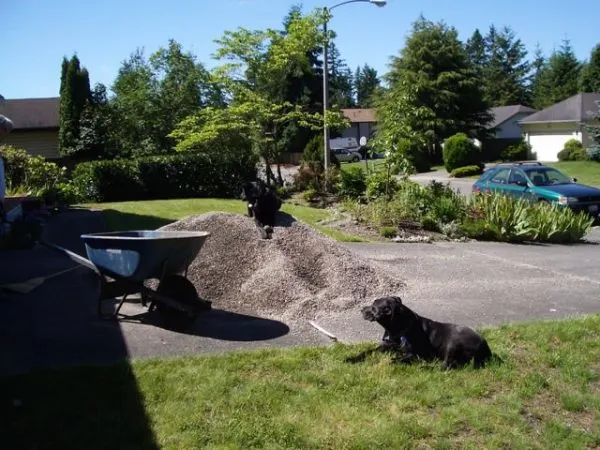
[392,296,403,306]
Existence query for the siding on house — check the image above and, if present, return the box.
[3,129,60,159]
[0,97,60,160]
[495,112,533,139]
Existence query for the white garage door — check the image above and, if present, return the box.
[528,132,576,162]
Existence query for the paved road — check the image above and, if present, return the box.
[409,169,476,198]
[1,210,599,374]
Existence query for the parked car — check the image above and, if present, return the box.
[332,148,361,163]
[472,161,600,218]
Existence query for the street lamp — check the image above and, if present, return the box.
[322,0,386,172]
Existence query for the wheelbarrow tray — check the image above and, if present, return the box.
[80,230,210,283]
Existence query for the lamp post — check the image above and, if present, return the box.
[322,0,386,173]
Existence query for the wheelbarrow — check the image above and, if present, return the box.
[42,230,211,331]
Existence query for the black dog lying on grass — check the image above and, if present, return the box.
[241,180,282,239]
[346,296,496,369]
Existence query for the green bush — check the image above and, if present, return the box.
[450,165,483,178]
[338,166,366,199]
[557,139,588,161]
[302,188,319,203]
[351,180,467,232]
[365,170,399,200]
[396,139,430,173]
[443,133,482,173]
[501,141,532,161]
[379,226,398,238]
[302,135,339,168]
[71,153,257,203]
[586,146,600,162]
[463,193,593,243]
[0,145,67,200]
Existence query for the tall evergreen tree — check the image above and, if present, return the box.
[58,54,91,155]
[580,43,600,93]
[327,41,354,108]
[354,64,380,108]
[533,39,582,109]
[465,29,486,70]
[483,26,531,106]
[379,16,492,165]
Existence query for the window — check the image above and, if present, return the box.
[509,169,527,185]
[491,168,510,184]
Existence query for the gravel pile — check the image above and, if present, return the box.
[160,212,405,322]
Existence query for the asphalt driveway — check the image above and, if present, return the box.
[1,210,599,374]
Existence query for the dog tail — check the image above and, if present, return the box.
[474,340,493,368]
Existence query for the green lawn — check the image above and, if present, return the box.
[548,161,600,187]
[2,315,599,449]
[341,158,387,174]
[87,198,365,242]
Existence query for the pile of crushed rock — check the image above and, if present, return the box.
[160,212,405,322]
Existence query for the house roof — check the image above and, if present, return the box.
[490,105,538,128]
[341,108,376,123]
[0,97,60,130]
[520,93,600,124]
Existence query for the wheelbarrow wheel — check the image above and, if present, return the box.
[154,275,208,331]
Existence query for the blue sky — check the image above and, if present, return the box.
[3,0,599,99]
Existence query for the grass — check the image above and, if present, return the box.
[2,315,599,449]
[548,161,600,187]
[86,198,366,242]
[342,158,387,174]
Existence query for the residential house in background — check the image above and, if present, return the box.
[0,97,60,159]
[520,92,600,162]
[489,105,538,140]
[340,108,377,145]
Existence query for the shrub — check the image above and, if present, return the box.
[379,226,397,238]
[302,134,339,168]
[338,166,366,199]
[396,139,430,173]
[585,146,600,162]
[450,165,483,178]
[501,141,532,161]
[443,133,482,173]
[0,145,67,200]
[71,153,257,203]
[365,170,399,200]
[557,139,588,161]
[302,188,319,203]
[463,193,593,243]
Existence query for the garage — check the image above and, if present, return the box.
[520,93,600,162]
[526,131,576,162]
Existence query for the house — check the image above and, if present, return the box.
[489,105,538,139]
[340,108,377,145]
[520,93,600,162]
[0,97,60,159]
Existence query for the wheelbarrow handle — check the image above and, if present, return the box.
[39,240,100,275]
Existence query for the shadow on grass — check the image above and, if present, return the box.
[100,208,299,232]
[1,363,159,450]
[0,207,161,449]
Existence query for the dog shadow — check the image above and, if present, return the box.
[274,211,297,228]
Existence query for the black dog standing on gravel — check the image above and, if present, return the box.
[241,180,282,239]
[347,296,495,369]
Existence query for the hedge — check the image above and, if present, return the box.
[71,152,258,202]
[450,165,483,178]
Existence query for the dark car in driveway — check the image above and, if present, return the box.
[472,161,600,218]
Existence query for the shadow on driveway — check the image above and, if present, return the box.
[0,207,293,449]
